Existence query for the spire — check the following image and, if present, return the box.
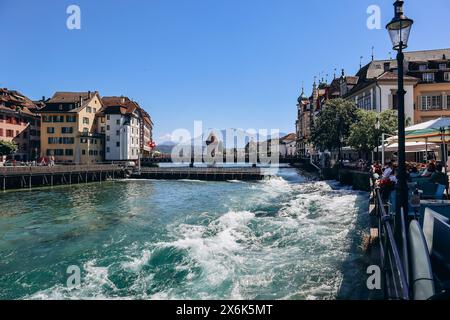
[360,56,364,69]
[297,81,307,103]
[371,46,375,61]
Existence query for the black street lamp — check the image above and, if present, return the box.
[386,0,413,229]
[375,115,380,162]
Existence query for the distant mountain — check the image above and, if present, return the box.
[155,141,176,154]
[156,129,287,154]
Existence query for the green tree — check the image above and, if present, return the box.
[310,98,357,159]
[0,140,18,157]
[348,109,400,157]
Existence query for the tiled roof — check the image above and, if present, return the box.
[0,88,40,117]
[101,96,151,127]
[49,91,96,103]
[377,71,419,82]
[41,91,100,113]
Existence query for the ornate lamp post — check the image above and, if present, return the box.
[386,0,413,225]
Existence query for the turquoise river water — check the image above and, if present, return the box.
[0,168,369,300]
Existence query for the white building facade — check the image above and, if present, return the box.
[342,61,418,123]
[101,97,142,162]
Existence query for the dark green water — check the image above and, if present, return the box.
[0,168,369,300]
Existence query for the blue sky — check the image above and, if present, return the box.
[1,0,449,142]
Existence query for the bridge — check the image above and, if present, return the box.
[142,155,305,165]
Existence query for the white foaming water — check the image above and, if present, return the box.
[18,169,368,300]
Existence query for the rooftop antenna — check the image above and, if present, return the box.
[389,51,392,60]
[371,46,375,61]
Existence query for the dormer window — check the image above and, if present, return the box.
[439,63,447,70]
[384,63,390,72]
[444,72,450,82]
[419,64,428,71]
[423,73,435,83]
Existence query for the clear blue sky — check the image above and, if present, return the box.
[1,0,449,142]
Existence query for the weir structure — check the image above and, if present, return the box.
[134,167,267,181]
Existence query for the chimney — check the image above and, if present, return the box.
[88,91,92,99]
[79,95,83,106]
[42,96,46,102]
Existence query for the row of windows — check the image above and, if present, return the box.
[80,138,101,144]
[86,107,97,114]
[46,149,104,156]
[356,95,372,110]
[0,115,36,126]
[47,127,74,134]
[0,129,21,138]
[419,95,450,110]
[46,149,73,156]
[48,137,75,144]
[422,72,450,83]
[0,128,40,138]
[418,63,448,71]
[43,115,77,123]
[85,150,101,156]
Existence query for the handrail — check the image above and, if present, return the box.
[375,188,410,300]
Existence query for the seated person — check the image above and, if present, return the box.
[409,166,420,179]
[430,163,448,188]
[422,162,436,177]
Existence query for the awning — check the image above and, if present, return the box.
[375,142,440,153]
[388,117,450,144]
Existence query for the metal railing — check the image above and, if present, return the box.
[374,188,410,300]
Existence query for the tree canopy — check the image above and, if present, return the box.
[348,109,399,155]
[0,140,18,157]
[310,98,357,153]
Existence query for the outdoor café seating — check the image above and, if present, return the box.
[422,208,450,292]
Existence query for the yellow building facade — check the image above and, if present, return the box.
[414,83,450,124]
[40,92,104,164]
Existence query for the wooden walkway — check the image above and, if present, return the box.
[0,165,125,191]
[135,167,268,181]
